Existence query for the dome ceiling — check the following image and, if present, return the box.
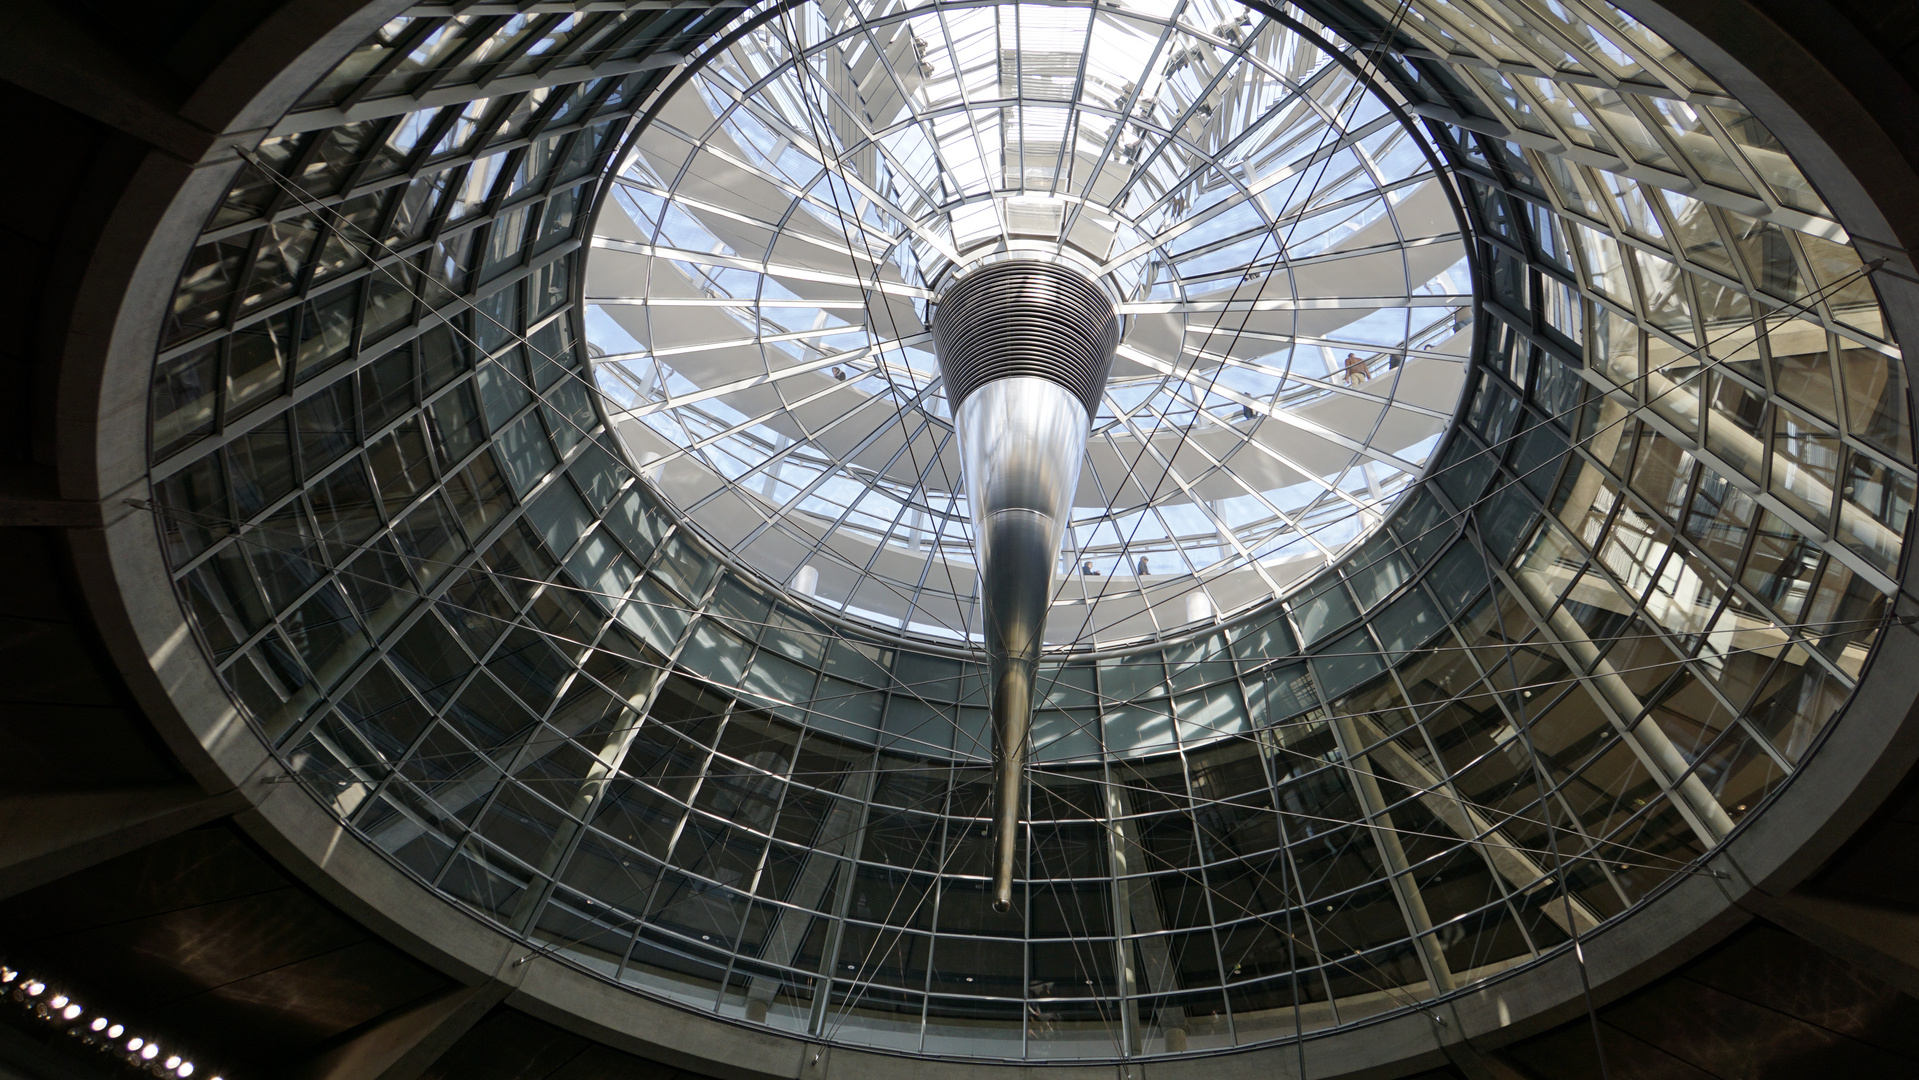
[585,0,1471,648]
[132,0,1914,1068]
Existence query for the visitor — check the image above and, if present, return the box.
[1342,352,1366,386]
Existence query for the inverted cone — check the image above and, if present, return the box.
[956,379,1088,910]
[932,262,1117,915]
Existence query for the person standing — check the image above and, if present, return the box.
[1342,352,1366,386]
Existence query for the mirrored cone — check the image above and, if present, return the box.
[932,262,1118,913]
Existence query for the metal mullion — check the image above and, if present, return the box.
[1500,68,1639,170]
[346,680,507,842]
[1120,391,1343,561]
[583,6,680,72]
[1531,495,1794,778]
[348,567,589,843]
[338,19,449,114]
[1310,634,1457,996]
[221,208,304,341]
[1018,750,1033,1056]
[666,375,942,512]
[215,550,366,680]
[1174,748,1238,1043]
[1272,788,1339,1020]
[1097,753,1142,1056]
[708,82,958,266]
[613,173,897,271]
[1039,6,1098,205]
[617,703,739,946]
[1053,0,1182,246]
[1455,517,1645,920]
[1471,514,1736,849]
[1144,335,1458,420]
[710,386,945,553]
[475,14,568,90]
[411,16,513,98]
[335,117,425,204]
[1238,654,1304,886]
[398,117,478,211]
[598,327,929,396]
[777,412,949,600]
[1102,53,1351,247]
[1616,386,1895,603]
[897,464,975,645]
[824,1,955,221]
[282,530,530,764]
[1380,624,1596,938]
[591,238,925,298]
[842,427,960,613]
[806,747,881,1036]
[532,11,623,81]
[912,767,956,1052]
[922,1,1009,247]
[1412,633,1573,955]
[1556,326,1897,596]
[274,414,612,752]
[507,549,723,935]
[1261,776,1326,1041]
[172,357,526,584]
[154,241,582,478]
[1566,451,1843,701]
[160,232,435,366]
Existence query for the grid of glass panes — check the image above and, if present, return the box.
[146,1,748,720]
[1350,0,1912,830]
[585,0,1476,651]
[142,0,1912,1065]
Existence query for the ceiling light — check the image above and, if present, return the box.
[178,1063,194,1076]
[91,1018,108,1032]
[166,1056,182,1069]
[62,1004,82,1020]
[48,995,67,1008]
[108,1024,123,1038]
[142,1044,160,1060]
[127,1038,143,1051]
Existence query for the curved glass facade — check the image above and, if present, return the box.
[144,0,1911,1064]
[585,0,1472,648]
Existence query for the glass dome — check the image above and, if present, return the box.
[584,0,1471,648]
[140,0,1912,1067]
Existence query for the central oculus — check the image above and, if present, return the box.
[932,261,1119,911]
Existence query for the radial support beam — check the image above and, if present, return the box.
[1499,565,1737,847]
[933,261,1118,913]
[1348,713,1602,936]
[749,766,875,1023]
[1327,710,1457,994]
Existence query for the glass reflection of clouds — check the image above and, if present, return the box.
[586,0,1472,648]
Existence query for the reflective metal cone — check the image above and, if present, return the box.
[932,262,1118,914]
